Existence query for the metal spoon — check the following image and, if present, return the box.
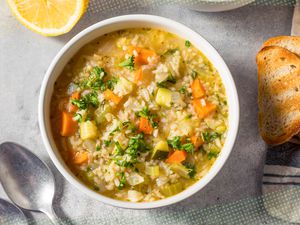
[0,142,61,225]
[0,198,28,225]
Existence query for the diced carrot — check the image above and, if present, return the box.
[191,135,204,150]
[103,89,122,105]
[139,117,153,134]
[69,91,80,112]
[61,111,77,136]
[73,151,89,165]
[166,150,187,164]
[191,79,205,99]
[134,67,143,84]
[193,99,216,119]
[130,47,157,65]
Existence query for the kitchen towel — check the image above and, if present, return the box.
[263,143,300,223]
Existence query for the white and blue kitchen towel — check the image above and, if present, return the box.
[263,142,300,223]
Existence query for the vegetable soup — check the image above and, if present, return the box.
[50,28,228,202]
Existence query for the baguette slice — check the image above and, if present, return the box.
[262,36,300,56]
[257,46,300,145]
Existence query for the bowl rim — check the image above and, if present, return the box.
[38,14,239,209]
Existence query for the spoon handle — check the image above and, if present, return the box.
[43,206,62,225]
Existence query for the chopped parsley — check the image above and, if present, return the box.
[96,145,101,151]
[179,86,187,94]
[122,121,137,132]
[119,55,135,70]
[106,77,118,90]
[104,140,111,147]
[113,133,150,168]
[207,151,219,160]
[181,143,195,154]
[73,113,83,122]
[201,131,220,143]
[167,136,194,154]
[184,163,196,178]
[80,66,107,91]
[191,70,198,80]
[118,172,126,190]
[185,40,191,47]
[167,136,182,149]
[71,91,99,110]
[136,107,158,129]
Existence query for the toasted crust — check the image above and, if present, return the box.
[257,46,300,145]
[261,36,300,57]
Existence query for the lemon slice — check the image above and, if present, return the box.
[6,0,89,36]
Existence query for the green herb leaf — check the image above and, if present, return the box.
[181,143,195,154]
[136,107,158,129]
[104,140,111,147]
[107,77,118,90]
[184,163,196,178]
[96,145,101,151]
[114,141,124,156]
[185,40,191,47]
[179,86,187,94]
[167,136,182,149]
[119,55,135,70]
[201,132,220,143]
[71,91,99,110]
[191,70,198,80]
[207,151,219,160]
[118,172,126,190]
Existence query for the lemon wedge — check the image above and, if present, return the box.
[6,0,89,36]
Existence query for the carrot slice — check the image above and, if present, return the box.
[166,150,187,164]
[61,111,77,136]
[191,79,205,99]
[69,91,80,112]
[138,117,153,134]
[191,135,204,150]
[134,67,143,84]
[73,152,89,165]
[193,99,216,119]
[103,89,122,105]
[130,47,157,65]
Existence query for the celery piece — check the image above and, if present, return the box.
[170,163,190,179]
[145,165,160,178]
[160,183,183,197]
[155,88,172,107]
[80,121,98,140]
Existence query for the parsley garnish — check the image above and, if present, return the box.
[185,40,191,47]
[181,143,195,154]
[118,172,126,190]
[73,113,83,122]
[184,163,196,178]
[179,86,187,94]
[191,70,198,80]
[104,140,111,147]
[136,107,158,129]
[167,136,182,149]
[201,131,220,143]
[71,91,99,110]
[96,145,101,151]
[119,55,135,70]
[207,151,219,160]
[106,77,118,90]
[113,134,150,168]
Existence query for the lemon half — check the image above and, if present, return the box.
[6,0,89,36]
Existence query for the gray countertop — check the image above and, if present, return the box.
[0,1,293,224]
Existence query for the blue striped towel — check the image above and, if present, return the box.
[263,142,300,223]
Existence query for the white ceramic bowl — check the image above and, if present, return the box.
[39,14,239,209]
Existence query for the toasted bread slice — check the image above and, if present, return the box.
[262,36,300,57]
[257,46,300,145]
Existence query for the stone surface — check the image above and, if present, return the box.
[0,1,293,224]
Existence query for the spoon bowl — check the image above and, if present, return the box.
[0,142,60,224]
[0,198,28,225]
